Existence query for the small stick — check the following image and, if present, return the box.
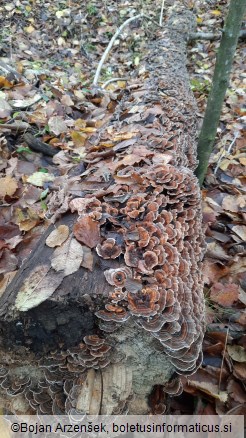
[159,0,165,26]
[93,14,143,86]
[102,77,129,89]
[93,14,161,86]
[0,122,30,131]
[189,29,246,42]
[218,326,229,392]
[214,133,238,175]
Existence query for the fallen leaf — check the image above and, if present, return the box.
[48,116,67,135]
[0,249,18,274]
[211,10,222,16]
[0,76,14,88]
[239,157,246,166]
[51,237,84,276]
[210,283,239,307]
[24,25,35,33]
[0,224,20,240]
[187,378,227,402]
[227,379,246,404]
[46,225,69,247]
[11,94,42,108]
[0,98,12,118]
[19,218,39,232]
[222,195,246,212]
[0,271,17,298]
[233,362,246,381]
[71,131,87,147]
[231,225,246,241]
[15,265,63,311]
[206,242,231,261]
[69,197,99,214]
[73,215,101,248]
[61,94,74,106]
[227,345,246,363]
[81,245,94,271]
[27,171,55,187]
[0,176,18,198]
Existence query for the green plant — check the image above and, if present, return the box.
[190,78,211,95]
[86,3,97,16]
[16,146,32,154]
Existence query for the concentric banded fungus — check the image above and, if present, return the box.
[90,160,205,375]
[96,238,122,259]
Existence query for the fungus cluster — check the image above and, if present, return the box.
[70,158,205,375]
[0,336,111,415]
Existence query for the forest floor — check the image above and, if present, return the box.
[0,0,245,415]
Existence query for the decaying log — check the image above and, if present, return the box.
[0,1,205,415]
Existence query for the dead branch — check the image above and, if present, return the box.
[102,77,129,89]
[159,0,166,26]
[23,133,58,157]
[189,29,246,41]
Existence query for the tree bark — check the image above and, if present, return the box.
[195,0,246,185]
[0,1,204,415]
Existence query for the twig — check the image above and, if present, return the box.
[102,77,129,89]
[0,122,31,131]
[93,14,161,86]
[189,32,221,41]
[218,326,229,392]
[189,29,246,42]
[23,133,57,157]
[214,133,238,175]
[93,14,143,86]
[159,0,165,26]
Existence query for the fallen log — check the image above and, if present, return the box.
[0,1,205,415]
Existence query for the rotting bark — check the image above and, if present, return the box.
[0,1,205,415]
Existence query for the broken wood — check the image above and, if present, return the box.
[23,132,58,157]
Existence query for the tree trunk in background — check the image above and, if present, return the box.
[195,0,246,186]
[0,1,205,415]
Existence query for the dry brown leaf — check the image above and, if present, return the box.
[0,98,12,118]
[0,249,18,274]
[187,378,228,403]
[46,225,69,247]
[233,362,246,381]
[222,195,246,213]
[48,116,67,135]
[81,245,94,271]
[73,216,100,248]
[227,379,246,404]
[210,282,239,307]
[61,94,74,106]
[51,237,84,276]
[227,345,246,363]
[0,176,18,198]
[231,225,246,241]
[0,271,17,297]
[0,76,14,88]
[71,130,87,147]
[206,242,231,261]
[19,218,39,232]
[15,265,63,311]
[74,118,86,129]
